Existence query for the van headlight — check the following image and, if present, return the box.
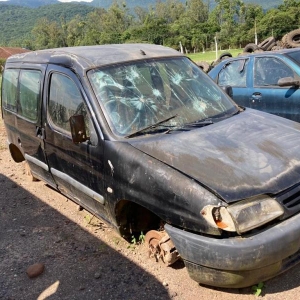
[201,195,284,234]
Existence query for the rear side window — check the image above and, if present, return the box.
[2,68,41,122]
[2,69,19,112]
[18,70,41,121]
[254,57,295,86]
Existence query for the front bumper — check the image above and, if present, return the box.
[165,213,300,288]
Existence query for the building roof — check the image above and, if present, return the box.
[0,47,31,59]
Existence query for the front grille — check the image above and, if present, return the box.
[276,183,300,218]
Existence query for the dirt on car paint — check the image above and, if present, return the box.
[1,116,300,300]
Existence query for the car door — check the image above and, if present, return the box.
[43,65,107,219]
[216,58,251,107]
[1,65,55,187]
[251,56,300,121]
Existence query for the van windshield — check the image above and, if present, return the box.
[88,57,238,137]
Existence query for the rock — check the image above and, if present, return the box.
[26,263,45,278]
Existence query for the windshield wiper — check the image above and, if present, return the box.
[125,114,178,138]
[183,118,214,128]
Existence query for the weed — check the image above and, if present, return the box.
[84,214,91,223]
[252,282,264,296]
[127,231,145,249]
[139,231,145,244]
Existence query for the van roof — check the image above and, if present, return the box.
[6,44,183,71]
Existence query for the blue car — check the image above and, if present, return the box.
[208,48,300,122]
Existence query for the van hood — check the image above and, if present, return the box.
[129,109,300,203]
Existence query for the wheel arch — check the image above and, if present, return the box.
[9,143,25,163]
[115,199,162,239]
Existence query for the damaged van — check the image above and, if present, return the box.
[2,44,300,288]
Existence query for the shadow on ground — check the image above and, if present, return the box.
[0,173,170,300]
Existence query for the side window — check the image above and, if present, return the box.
[218,59,248,87]
[254,57,295,86]
[48,73,97,144]
[19,70,41,121]
[2,69,19,112]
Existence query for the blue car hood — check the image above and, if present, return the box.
[129,109,300,203]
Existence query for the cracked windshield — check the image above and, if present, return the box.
[88,57,237,137]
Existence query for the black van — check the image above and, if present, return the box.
[2,44,300,288]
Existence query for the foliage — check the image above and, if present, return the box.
[0,0,299,53]
[0,59,6,74]
[0,3,93,47]
[252,282,264,296]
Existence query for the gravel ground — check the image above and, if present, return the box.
[1,116,300,300]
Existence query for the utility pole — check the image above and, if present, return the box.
[214,36,218,60]
[255,19,258,45]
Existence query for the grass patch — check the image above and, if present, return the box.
[188,48,243,63]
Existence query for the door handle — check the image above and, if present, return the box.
[36,127,46,139]
[251,92,262,103]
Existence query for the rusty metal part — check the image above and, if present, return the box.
[145,230,180,265]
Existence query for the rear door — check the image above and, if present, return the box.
[251,56,300,121]
[43,65,107,219]
[1,65,55,187]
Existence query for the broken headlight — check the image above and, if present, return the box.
[201,195,284,234]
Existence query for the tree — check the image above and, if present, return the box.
[209,0,244,48]
[32,18,65,49]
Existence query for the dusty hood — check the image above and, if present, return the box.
[129,109,300,203]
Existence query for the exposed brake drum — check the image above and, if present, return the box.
[145,230,180,266]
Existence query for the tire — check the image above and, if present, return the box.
[243,43,259,53]
[195,61,211,73]
[219,52,232,61]
[211,58,221,67]
[271,45,283,51]
[282,33,290,48]
[258,36,276,51]
[284,29,300,48]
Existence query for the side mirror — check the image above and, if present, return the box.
[221,85,233,98]
[278,77,300,87]
[69,115,88,144]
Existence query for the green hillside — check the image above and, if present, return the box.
[0,3,94,45]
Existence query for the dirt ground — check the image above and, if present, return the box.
[1,116,300,300]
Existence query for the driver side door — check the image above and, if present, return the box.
[43,65,107,219]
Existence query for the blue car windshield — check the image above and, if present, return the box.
[88,57,237,137]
